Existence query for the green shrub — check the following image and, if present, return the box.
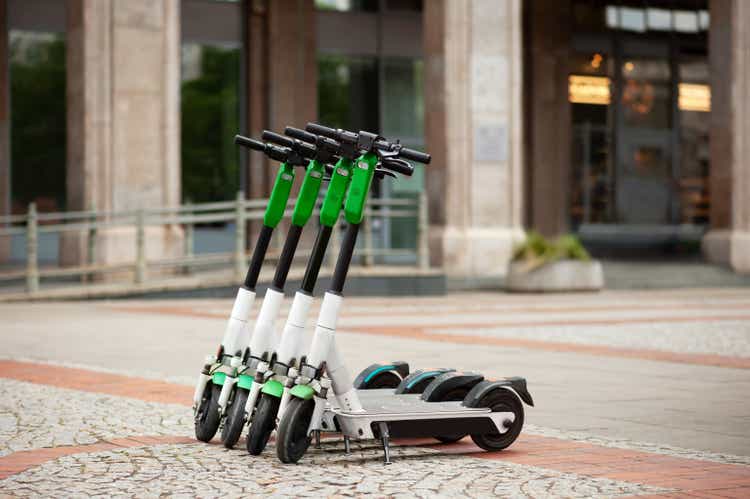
[512,231,591,271]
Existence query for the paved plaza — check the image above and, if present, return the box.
[0,288,749,497]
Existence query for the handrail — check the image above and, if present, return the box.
[0,191,429,294]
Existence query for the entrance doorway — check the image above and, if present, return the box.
[568,1,709,252]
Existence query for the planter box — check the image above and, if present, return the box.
[506,260,604,292]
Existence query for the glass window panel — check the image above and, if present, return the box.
[620,7,646,32]
[673,11,698,33]
[384,0,422,11]
[9,30,67,213]
[605,6,619,29]
[678,58,710,225]
[621,59,671,128]
[569,50,615,227]
[318,55,379,133]
[698,10,710,31]
[646,8,671,31]
[180,43,240,203]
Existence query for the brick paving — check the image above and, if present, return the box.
[0,288,749,497]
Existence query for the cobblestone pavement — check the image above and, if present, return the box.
[1,289,749,497]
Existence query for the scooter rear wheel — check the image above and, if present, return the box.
[276,397,314,463]
[246,393,280,455]
[221,386,249,448]
[470,388,524,451]
[433,387,469,444]
[195,383,222,442]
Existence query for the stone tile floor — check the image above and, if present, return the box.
[0,288,749,497]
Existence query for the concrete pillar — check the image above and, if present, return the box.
[243,0,316,238]
[423,0,525,285]
[64,0,182,270]
[703,0,750,273]
[524,0,571,237]
[0,0,9,262]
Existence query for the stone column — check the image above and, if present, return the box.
[64,0,182,271]
[0,0,10,262]
[525,0,571,236]
[702,0,750,273]
[423,0,525,284]
[243,0,316,238]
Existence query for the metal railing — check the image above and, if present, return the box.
[0,191,429,294]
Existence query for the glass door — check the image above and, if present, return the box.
[615,41,673,225]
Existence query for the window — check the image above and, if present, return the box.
[180,43,240,203]
[9,30,66,213]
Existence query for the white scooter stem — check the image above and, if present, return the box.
[274,291,314,420]
[248,287,285,358]
[307,291,363,413]
[239,287,285,414]
[221,287,257,356]
[192,287,255,408]
[276,291,314,364]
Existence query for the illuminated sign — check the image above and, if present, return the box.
[678,83,711,112]
[568,75,611,105]
[569,76,711,112]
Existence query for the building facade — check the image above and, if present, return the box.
[0,0,748,281]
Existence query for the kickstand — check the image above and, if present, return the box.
[343,436,351,454]
[378,422,392,465]
[314,430,321,449]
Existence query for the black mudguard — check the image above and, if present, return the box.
[353,361,410,389]
[421,371,485,402]
[395,368,455,394]
[462,377,534,407]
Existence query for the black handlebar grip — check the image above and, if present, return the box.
[399,147,431,164]
[305,122,338,139]
[234,135,265,151]
[285,126,317,144]
[261,130,294,148]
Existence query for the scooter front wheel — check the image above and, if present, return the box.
[470,388,524,451]
[247,393,280,455]
[195,383,222,442]
[221,386,249,448]
[276,397,315,463]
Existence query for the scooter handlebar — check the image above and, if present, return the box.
[262,130,317,161]
[398,147,431,165]
[284,126,318,144]
[261,130,294,148]
[234,134,265,151]
[305,123,338,140]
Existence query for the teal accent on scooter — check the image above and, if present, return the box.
[364,365,395,384]
[212,371,227,386]
[289,384,316,400]
[237,373,253,390]
[261,379,284,398]
[406,371,442,390]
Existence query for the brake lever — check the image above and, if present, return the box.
[374,168,397,180]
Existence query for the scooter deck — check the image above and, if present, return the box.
[325,392,512,440]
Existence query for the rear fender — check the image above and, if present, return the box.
[421,371,484,402]
[462,377,534,407]
[395,368,455,395]
[353,361,409,389]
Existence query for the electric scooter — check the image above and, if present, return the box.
[275,124,534,464]
[244,127,416,455]
[193,134,310,442]
[219,130,341,448]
